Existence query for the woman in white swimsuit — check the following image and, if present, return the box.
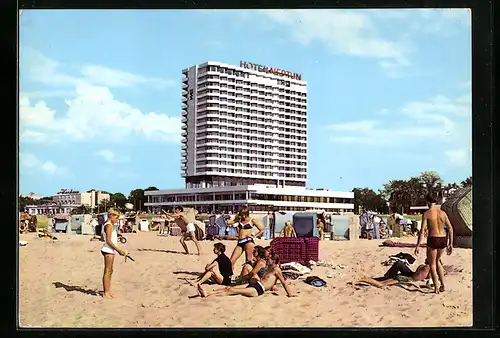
[227,206,264,270]
[101,208,128,299]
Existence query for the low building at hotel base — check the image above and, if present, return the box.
[145,61,354,214]
[145,184,353,214]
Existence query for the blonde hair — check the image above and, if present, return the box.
[108,208,120,217]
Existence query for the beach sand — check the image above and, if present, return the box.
[19,232,472,328]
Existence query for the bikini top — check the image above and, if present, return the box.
[237,220,253,230]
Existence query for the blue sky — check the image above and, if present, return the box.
[19,9,472,197]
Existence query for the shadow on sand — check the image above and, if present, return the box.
[137,248,187,255]
[52,282,101,297]
[173,271,203,278]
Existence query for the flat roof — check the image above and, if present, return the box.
[145,185,353,198]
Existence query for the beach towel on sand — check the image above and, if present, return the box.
[280,262,311,275]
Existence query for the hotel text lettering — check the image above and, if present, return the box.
[240,61,302,81]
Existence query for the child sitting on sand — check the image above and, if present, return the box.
[196,243,233,286]
[198,252,295,298]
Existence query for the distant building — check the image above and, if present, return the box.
[52,189,110,208]
[25,204,73,215]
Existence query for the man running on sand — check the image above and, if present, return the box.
[197,252,295,298]
[415,194,453,294]
[164,207,201,255]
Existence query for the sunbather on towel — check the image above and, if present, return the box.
[198,252,295,298]
[355,260,431,288]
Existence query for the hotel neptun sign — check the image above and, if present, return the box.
[239,61,302,81]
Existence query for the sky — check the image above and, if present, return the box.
[19,9,472,197]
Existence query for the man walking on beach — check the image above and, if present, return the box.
[164,207,201,255]
[414,194,453,294]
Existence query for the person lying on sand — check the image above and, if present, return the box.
[198,252,295,298]
[236,246,267,284]
[196,243,233,286]
[355,259,431,288]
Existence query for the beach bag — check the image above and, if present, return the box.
[304,276,327,287]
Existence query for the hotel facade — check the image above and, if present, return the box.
[145,61,354,213]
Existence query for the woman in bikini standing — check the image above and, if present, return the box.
[227,206,264,270]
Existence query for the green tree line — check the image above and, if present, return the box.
[352,172,472,215]
[19,186,160,214]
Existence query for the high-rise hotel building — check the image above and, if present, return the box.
[145,61,354,214]
[181,61,308,189]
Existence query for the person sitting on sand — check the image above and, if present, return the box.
[236,246,267,283]
[101,208,129,299]
[196,243,233,286]
[355,259,431,288]
[198,252,295,298]
[279,221,297,238]
[227,206,264,270]
[164,207,201,255]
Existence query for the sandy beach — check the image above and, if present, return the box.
[19,232,472,328]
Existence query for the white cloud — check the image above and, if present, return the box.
[327,120,379,132]
[19,153,66,176]
[21,90,76,99]
[41,161,58,175]
[257,9,470,77]
[19,153,39,168]
[95,149,130,163]
[445,149,469,166]
[458,80,472,89]
[80,65,174,89]
[260,10,410,65]
[19,130,49,144]
[378,60,406,78]
[326,94,471,147]
[20,46,173,89]
[19,49,181,145]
